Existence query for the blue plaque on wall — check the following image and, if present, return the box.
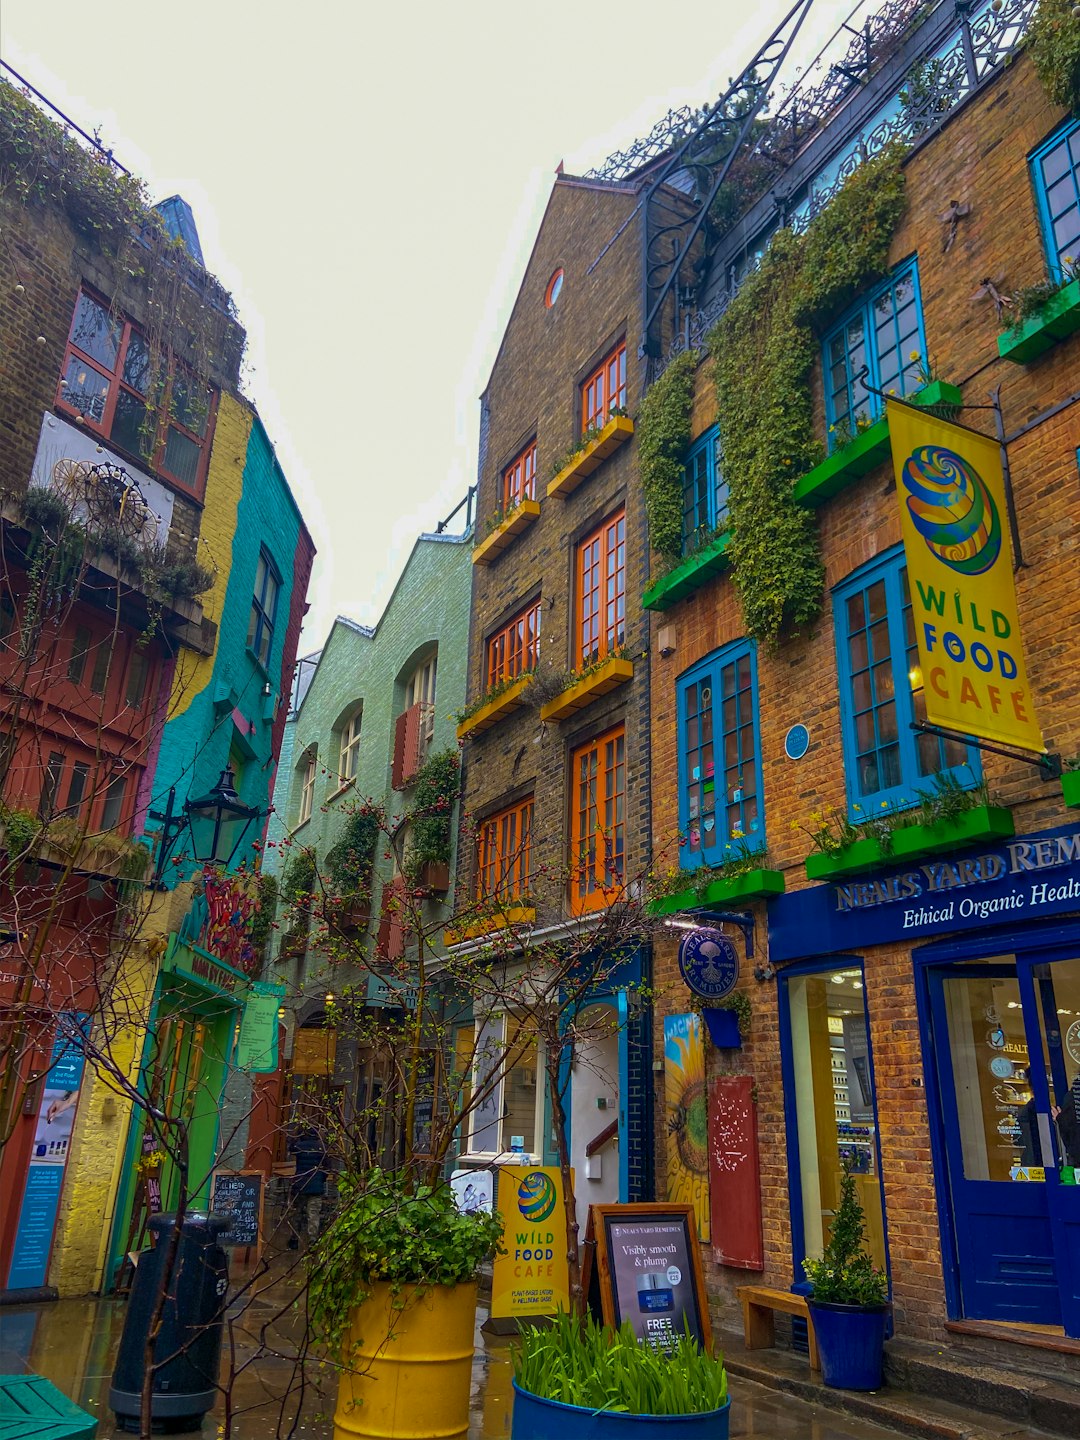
[678,928,739,1001]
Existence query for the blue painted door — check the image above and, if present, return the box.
[1018,952,1080,1338]
[927,963,1060,1325]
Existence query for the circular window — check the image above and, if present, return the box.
[544,268,564,308]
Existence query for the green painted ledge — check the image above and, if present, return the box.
[642,532,732,612]
[998,279,1080,365]
[1062,771,1080,808]
[793,381,964,508]
[889,804,1015,861]
[648,867,785,916]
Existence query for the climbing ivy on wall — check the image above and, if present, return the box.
[707,145,908,646]
[638,349,698,561]
[1029,0,1080,115]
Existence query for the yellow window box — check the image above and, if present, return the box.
[546,415,634,500]
[539,656,634,723]
[472,499,541,566]
[456,673,533,740]
[443,903,536,946]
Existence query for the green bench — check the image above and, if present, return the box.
[0,1374,97,1439]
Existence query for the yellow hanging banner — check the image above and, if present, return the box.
[887,400,1043,754]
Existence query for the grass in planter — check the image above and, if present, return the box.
[513,1311,727,1416]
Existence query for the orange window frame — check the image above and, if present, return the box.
[486,599,542,689]
[476,796,533,902]
[570,725,626,912]
[575,510,625,669]
[581,341,627,432]
[55,287,216,498]
[503,440,537,509]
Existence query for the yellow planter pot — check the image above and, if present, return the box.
[334,1280,478,1440]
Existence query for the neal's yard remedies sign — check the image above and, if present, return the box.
[771,823,1080,963]
[887,401,1044,754]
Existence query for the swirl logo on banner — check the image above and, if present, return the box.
[901,445,1002,576]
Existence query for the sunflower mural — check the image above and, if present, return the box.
[664,1013,710,1241]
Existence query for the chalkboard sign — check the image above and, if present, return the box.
[211,1170,264,1250]
[589,1203,711,1352]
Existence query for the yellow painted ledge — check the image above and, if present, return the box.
[547,415,634,499]
[457,674,533,740]
[444,904,536,946]
[539,657,634,723]
[472,499,541,566]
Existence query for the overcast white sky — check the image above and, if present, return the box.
[2,0,856,650]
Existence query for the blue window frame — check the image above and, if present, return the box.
[1032,118,1080,283]
[834,547,978,815]
[681,425,728,553]
[824,260,926,450]
[676,640,763,868]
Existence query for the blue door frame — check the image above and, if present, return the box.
[915,920,1080,1337]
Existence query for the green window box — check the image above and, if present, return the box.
[1061,771,1080,809]
[805,837,886,881]
[888,804,1015,862]
[793,382,965,509]
[998,279,1080,365]
[642,532,732,612]
[648,867,784,917]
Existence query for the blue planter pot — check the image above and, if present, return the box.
[510,1381,731,1440]
[807,1300,887,1390]
[701,1008,742,1048]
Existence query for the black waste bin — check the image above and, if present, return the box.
[109,1211,231,1433]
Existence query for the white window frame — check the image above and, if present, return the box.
[298,749,317,826]
[462,1011,544,1163]
[338,709,362,785]
[405,653,437,710]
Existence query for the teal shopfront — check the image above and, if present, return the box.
[770,821,1080,1339]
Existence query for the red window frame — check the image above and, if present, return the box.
[582,341,626,433]
[570,725,625,912]
[476,796,533,903]
[502,440,537,510]
[575,510,625,669]
[486,599,542,690]
[55,287,216,498]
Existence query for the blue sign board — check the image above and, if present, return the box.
[769,821,1080,964]
[678,928,739,1000]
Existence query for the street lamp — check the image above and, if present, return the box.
[151,768,262,886]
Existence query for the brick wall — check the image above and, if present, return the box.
[649,54,1080,1342]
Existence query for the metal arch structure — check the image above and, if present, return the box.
[638,0,815,364]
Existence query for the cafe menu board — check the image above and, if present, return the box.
[211,1170,263,1250]
[589,1203,711,1352]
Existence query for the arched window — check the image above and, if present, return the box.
[338,708,362,785]
[298,747,317,826]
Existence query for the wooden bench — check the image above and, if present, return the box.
[736,1286,820,1374]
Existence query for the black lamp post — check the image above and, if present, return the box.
[150,768,262,886]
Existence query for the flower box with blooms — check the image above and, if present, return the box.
[472,499,541,566]
[888,804,1014,861]
[538,655,634,723]
[456,672,533,739]
[546,413,634,500]
[998,271,1080,365]
[793,376,964,508]
[649,865,784,917]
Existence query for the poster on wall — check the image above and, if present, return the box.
[490,1166,570,1319]
[664,1014,710,1242]
[6,1020,86,1289]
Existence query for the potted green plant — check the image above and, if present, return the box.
[511,1312,730,1439]
[803,1167,888,1390]
[309,1166,503,1440]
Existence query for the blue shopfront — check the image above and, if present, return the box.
[770,821,1080,1339]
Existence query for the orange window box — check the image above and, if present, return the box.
[456,673,534,740]
[539,656,634,723]
[546,415,634,500]
[472,499,541,566]
[443,903,536,946]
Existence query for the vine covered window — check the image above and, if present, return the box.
[486,600,541,689]
[570,724,625,912]
[834,547,978,814]
[677,640,763,867]
[503,440,537,509]
[476,795,533,902]
[575,510,625,668]
[56,289,216,496]
[823,260,925,449]
[682,425,728,553]
[582,341,626,432]
[1032,117,1080,283]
